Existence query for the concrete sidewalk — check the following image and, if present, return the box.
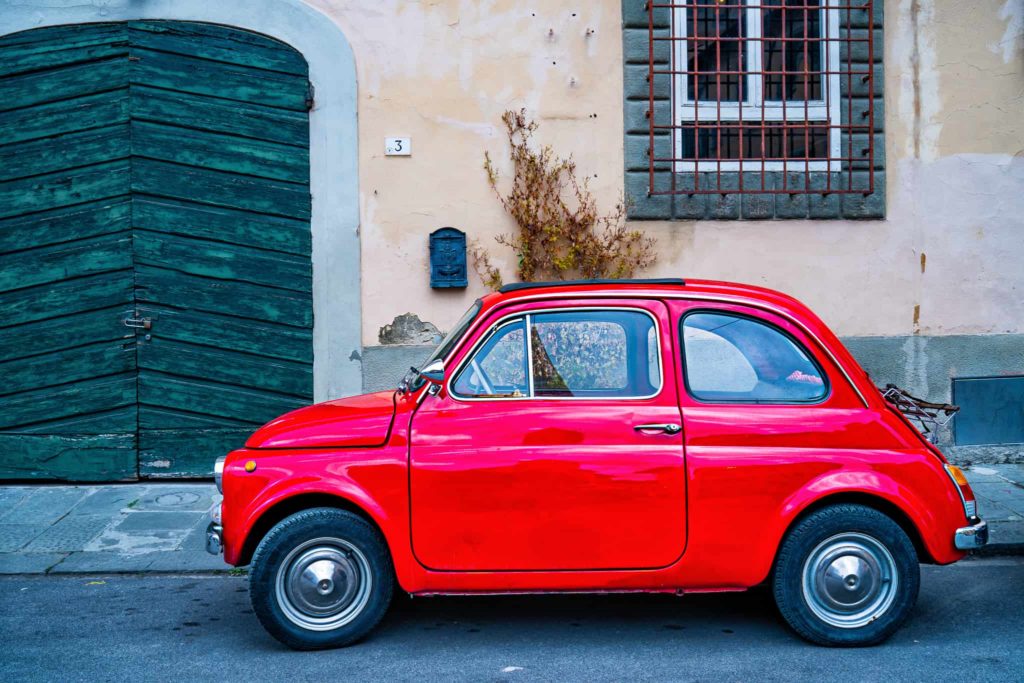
[0,465,1021,574]
[0,483,228,574]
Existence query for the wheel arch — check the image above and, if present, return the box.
[777,491,935,569]
[237,492,387,567]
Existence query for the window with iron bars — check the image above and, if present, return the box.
[647,0,876,195]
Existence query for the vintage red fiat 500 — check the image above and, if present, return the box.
[207,279,986,650]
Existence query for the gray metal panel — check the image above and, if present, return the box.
[953,376,1024,446]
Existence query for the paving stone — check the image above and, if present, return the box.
[51,551,160,573]
[0,487,35,520]
[114,511,204,532]
[0,524,49,552]
[0,552,68,574]
[971,483,1024,516]
[133,486,216,513]
[966,466,1009,484]
[4,487,94,525]
[179,519,215,552]
[987,520,1024,546]
[24,515,112,552]
[145,551,230,572]
[974,498,1020,522]
[74,487,148,515]
[989,464,1024,483]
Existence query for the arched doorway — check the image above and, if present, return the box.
[0,21,315,479]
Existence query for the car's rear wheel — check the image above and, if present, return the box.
[772,503,919,646]
[249,508,394,650]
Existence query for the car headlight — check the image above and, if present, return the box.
[214,456,226,494]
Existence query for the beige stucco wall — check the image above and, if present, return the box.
[305,0,1024,345]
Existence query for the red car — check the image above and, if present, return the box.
[206,278,987,649]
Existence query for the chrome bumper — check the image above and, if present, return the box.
[954,518,988,550]
[206,521,223,555]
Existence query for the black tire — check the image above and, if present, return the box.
[249,508,394,650]
[772,504,919,647]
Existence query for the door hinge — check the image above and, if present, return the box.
[305,82,315,111]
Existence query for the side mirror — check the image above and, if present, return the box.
[419,359,445,385]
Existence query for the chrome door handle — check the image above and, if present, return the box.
[633,423,682,435]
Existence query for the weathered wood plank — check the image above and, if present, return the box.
[138,370,308,424]
[131,120,307,183]
[132,158,309,219]
[135,306,313,364]
[134,264,312,327]
[0,341,135,397]
[0,159,131,219]
[133,229,310,292]
[0,199,130,255]
[138,405,253,430]
[138,337,312,398]
[129,21,306,76]
[0,90,129,146]
[0,232,133,293]
[139,427,253,478]
[0,57,129,112]
[0,273,133,328]
[0,23,127,77]
[0,306,132,363]
[130,48,308,111]
[0,373,137,429]
[130,85,307,147]
[0,123,130,182]
[132,196,310,255]
[0,433,136,481]
[16,405,138,435]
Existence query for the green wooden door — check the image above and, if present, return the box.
[0,22,313,480]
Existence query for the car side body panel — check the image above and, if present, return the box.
[219,280,969,594]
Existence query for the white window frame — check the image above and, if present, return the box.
[672,0,842,173]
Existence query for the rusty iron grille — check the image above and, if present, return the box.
[647,0,875,195]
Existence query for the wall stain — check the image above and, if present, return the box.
[913,304,921,334]
[920,252,927,273]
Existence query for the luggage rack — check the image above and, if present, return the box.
[881,384,959,437]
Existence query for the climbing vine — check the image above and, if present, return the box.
[473,109,656,290]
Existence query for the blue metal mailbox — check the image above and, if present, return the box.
[429,227,468,288]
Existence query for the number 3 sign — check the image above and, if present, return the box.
[385,137,411,156]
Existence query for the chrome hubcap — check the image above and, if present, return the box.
[801,532,898,629]
[275,538,372,631]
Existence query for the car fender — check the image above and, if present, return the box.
[226,471,400,568]
[766,466,956,571]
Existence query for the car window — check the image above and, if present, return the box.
[451,319,528,398]
[531,310,660,398]
[452,309,661,400]
[682,311,827,402]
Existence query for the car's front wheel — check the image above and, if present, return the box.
[249,508,394,650]
[772,503,920,646]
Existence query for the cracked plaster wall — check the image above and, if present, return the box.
[303,0,1022,345]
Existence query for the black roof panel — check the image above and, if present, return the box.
[498,278,686,293]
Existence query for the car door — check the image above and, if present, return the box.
[409,299,687,572]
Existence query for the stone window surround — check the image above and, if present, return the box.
[621,0,886,220]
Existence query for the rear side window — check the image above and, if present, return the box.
[682,312,827,403]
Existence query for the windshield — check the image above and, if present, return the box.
[400,299,482,390]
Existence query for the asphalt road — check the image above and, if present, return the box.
[2,557,1022,682]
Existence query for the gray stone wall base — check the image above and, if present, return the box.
[362,345,433,393]
[842,333,1024,463]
